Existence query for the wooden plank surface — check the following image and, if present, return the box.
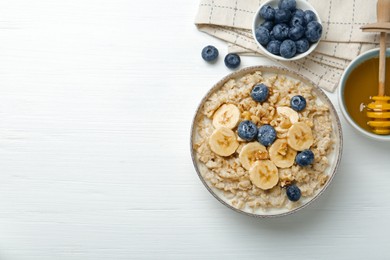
[0,0,389,259]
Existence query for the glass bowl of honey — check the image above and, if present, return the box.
[338,48,390,141]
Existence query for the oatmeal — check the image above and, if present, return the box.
[193,70,334,212]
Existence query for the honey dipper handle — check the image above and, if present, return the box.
[377,0,390,96]
[379,32,386,96]
[377,0,390,23]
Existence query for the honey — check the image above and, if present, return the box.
[343,57,390,133]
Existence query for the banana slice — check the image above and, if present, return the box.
[212,104,241,129]
[269,139,297,168]
[277,106,299,124]
[239,142,268,170]
[209,127,239,157]
[287,122,314,151]
[249,160,279,190]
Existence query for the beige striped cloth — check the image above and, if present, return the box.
[195,0,387,92]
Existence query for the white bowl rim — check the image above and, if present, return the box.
[338,47,390,142]
[252,0,322,61]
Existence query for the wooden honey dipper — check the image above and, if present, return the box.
[361,0,390,135]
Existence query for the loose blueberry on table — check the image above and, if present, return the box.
[255,0,322,58]
[257,125,277,146]
[238,120,258,141]
[251,83,270,102]
[296,149,315,166]
[286,184,301,201]
[201,45,219,62]
[224,53,241,69]
[290,95,307,111]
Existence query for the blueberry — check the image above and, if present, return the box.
[257,125,276,146]
[274,9,292,24]
[303,10,317,24]
[295,38,310,53]
[289,25,305,41]
[286,185,301,201]
[295,149,315,166]
[292,9,304,18]
[290,15,305,27]
[251,83,269,103]
[255,26,271,46]
[280,39,296,58]
[201,45,219,62]
[238,121,258,141]
[260,5,275,21]
[224,53,241,69]
[290,95,307,111]
[261,20,274,31]
[278,0,296,11]
[266,40,282,55]
[272,23,289,41]
[269,30,276,41]
[305,21,323,43]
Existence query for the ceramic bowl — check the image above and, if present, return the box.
[191,66,343,218]
[252,0,322,61]
[338,48,390,142]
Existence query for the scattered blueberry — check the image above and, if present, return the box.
[278,0,296,11]
[280,39,296,58]
[272,23,289,41]
[305,21,323,43]
[257,125,277,146]
[275,9,292,24]
[289,25,305,41]
[261,20,274,31]
[295,149,315,166]
[290,14,305,27]
[251,83,269,103]
[255,26,271,46]
[290,95,307,111]
[260,5,275,21]
[286,185,301,201]
[266,40,282,55]
[292,8,304,18]
[295,38,310,53]
[238,121,258,141]
[303,10,317,24]
[201,45,219,62]
[224,53,241,69]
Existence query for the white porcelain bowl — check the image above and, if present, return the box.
[338,48,390,142]
[252,0,322,61]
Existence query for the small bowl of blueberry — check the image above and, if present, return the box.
[253,0,322,60]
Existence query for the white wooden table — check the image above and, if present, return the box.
[0,0,389,259]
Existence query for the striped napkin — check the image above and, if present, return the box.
[195,0,386,92]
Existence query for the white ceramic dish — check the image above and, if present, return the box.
[252,0,322,61]
[338,48,390,142]
[190,66,343,218]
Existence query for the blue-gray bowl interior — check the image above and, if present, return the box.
[340,48,390,135]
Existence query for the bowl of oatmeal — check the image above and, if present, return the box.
[190,66,342,217]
